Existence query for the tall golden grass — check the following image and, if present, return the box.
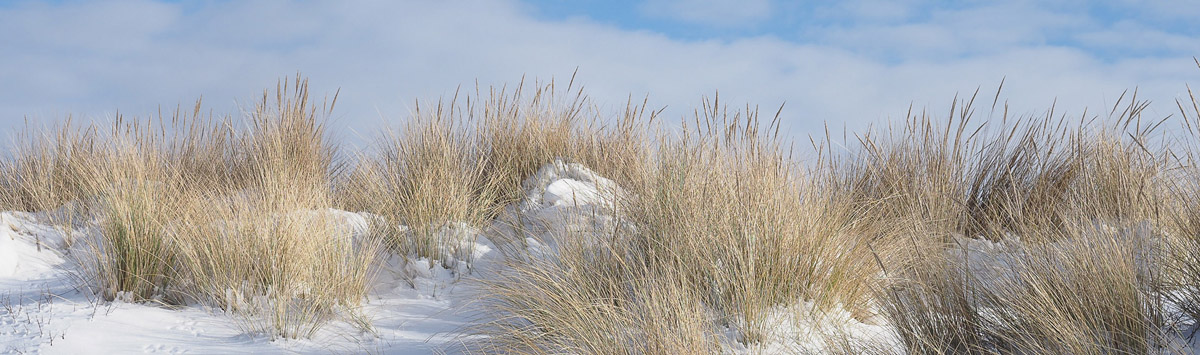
[340,98,495,262]
[4,76,379,339]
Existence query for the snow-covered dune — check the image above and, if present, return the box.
[0,161,640,354]
[9,160,1192,354]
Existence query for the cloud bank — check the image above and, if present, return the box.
[0,0,1196,147]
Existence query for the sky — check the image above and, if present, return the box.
[1,0,1198,147]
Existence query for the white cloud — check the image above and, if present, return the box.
[0,0,1196,149]
[807,1,1093,61]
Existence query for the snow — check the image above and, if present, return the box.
[0,161,551,354]
[490,159,633,258]
[722,301,899,354]
[0,205,498,353]
[521,159,620,211]
[0,212,71,281]
[542,179,602,207]
[0,235,19,277]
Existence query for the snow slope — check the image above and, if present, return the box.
[0,160,623,354]
[0,207,507,354]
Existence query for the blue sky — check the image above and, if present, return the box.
[1,0,1198,147]
[532,0,1199,56]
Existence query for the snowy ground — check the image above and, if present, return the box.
[0,160,644,354]
[0,207,498,354]
[3,160,1194,354]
